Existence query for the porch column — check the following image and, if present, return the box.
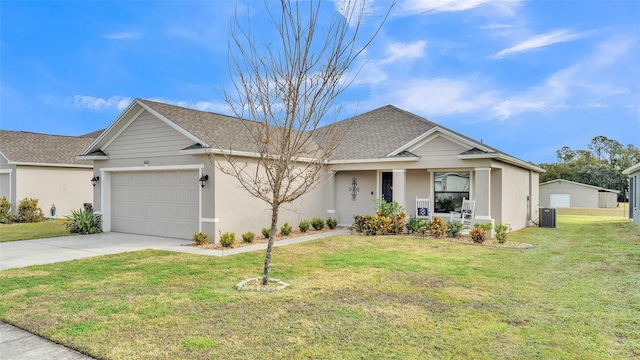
[474,167,491,220]
[392,169,406,209]
[326,170,336,215]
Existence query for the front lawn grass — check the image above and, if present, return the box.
[0,219,69,242]
[0,215,638,359]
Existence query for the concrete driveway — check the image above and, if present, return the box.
[0,232,194,270]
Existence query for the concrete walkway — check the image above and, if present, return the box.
[0,322,94,359]
[0,229,350,270]
[0,229,348,359]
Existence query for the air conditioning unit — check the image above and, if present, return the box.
[539,207,556,228]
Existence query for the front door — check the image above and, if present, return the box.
[382,172,393,202]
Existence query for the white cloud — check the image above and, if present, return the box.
[334,0,375,25]
[400,0,521,15]
[103,31,142,40]
[149,98,231,114]
[73,95,132,111]
[380,40,427,64]
[492,29,584,59]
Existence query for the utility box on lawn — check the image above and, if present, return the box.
[539,207,557,228]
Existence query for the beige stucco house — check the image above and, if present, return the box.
[79,99,544,242]
[539,179,619,208]
[0,130,97,217]
[623,163,640,226]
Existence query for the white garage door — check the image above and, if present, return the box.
[111,170,199,239]
[550,193,570,208]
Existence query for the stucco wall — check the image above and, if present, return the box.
[212,157,329,240]
[405,169,430,217]
[539,181,599,208]
[629,170,640,226]
[496,162,535,231]
[15,166,93,217]
[334,170,377,225]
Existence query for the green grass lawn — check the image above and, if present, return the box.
[0,219,69,242]
[0,215,638,359]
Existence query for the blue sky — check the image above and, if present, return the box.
[1,0,638,164]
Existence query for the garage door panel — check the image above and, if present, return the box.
[111,170,199,239]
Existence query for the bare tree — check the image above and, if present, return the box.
[217,0,391,285]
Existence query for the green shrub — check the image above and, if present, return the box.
[220,232,235,247]
[280,222,292,236]
[474,222,493,232]
[298,219,310,233]
[261,227,271,239]
[326,217,338,230]
[374,199,404,218]
[446,221,464,238]
[65,208,102,234]
[242,231,255,243]
[311,217,324,231]
[18,197,44,223]
[0,196,10,223]
[495,222,508,244]
[429,217,448,238]
[193,232,208,245]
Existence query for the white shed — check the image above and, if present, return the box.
[539,179,619,208]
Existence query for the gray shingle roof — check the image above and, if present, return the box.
[0,130,96,166]
[139,99,276,154]
[129,100,526,167]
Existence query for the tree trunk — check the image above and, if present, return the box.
[262,205,279,285]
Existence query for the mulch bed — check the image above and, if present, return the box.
[187,228,337,250]
[188,228,532,250]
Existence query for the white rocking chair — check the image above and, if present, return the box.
[449,198,475,228]
[416,197,431,220]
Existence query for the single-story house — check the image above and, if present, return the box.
[622,163,640,226]
[0,130,98,217]
[539,179,620,208]
[79,99,544,241]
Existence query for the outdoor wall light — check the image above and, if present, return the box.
[91,176,100,187]
[199,174,209,188]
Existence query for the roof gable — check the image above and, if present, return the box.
[0,130,96,167]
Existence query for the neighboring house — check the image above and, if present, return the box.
[622,163,640,226]
[79,99,544,241]
[0,130,98,217]
[539,179,620,208]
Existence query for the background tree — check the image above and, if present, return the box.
[219,0,392,285]
[588,135,608,162]
[556,146,575,169]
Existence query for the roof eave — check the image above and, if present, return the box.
[622,162,640,175]
[328,156,420,165]
[77,155,108,161]
[458,153,545,173]
[9,161,93,169]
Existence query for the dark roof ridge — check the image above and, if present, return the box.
[137,98,262,126]
[0,129,89,139]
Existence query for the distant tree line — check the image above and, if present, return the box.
[538,136,640,201]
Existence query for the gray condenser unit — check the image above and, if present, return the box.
[539,207,556,228]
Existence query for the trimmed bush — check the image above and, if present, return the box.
[280,222,292,236]
[495,222,508,244]
[242,231,255,243]
[428,217,448,238]
[0,196,11,224]
[193,232,208,245]
[65,209,102,234]
[261,227,271,239]
[220,232,235,247]
[446,221,464,238]
[311,217,324,231]
[326,217,338,230]
[298,219,310,233]
[18,197,44,223]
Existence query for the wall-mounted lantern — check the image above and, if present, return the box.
[199,174,209,188]
[91,176,100,187]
